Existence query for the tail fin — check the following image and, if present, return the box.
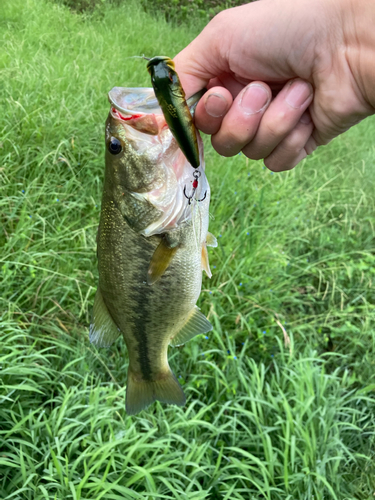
[125,368,186,415]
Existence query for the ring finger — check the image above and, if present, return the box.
[264,111,314,171]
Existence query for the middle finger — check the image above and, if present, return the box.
[242,79,313,160]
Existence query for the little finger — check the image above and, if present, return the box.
[264,112,314,171]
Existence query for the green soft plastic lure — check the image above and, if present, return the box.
[147,56,200,169]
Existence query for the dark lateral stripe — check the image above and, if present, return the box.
[131,246,153,381]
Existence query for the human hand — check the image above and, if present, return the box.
[174,0,375,171]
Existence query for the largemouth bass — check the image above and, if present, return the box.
[90,87,217,415]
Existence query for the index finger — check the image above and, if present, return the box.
[173,17,232,98]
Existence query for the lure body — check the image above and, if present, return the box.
[147,56,200,169]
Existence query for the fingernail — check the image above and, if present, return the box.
[240,84,269,114]
[299,111,311,124]
[286,80,312,108]
[205,93,228,117]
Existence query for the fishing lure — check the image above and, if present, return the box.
[146,56,200,169]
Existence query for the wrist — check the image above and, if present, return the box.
[343,0,375,112]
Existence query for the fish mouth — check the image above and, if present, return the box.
[108,87,162,115]
[109,87,166,135]
[108,87,206,117]
[109,102,164,136]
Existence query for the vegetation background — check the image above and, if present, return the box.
[0,0,374,498]
[56,0,248,24]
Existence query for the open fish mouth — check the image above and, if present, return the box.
[109,87,162,115]
[108,87,166,135]
[109,86,204,117]
[107,87,209,237]
[110,105,163,136]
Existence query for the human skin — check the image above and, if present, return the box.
[174,0,375,171]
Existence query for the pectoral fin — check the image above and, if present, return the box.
[170,306,213,347]
[201,244,212,278]
[206,232,218,247]
[147,239,178,285]
[89,288,121,347]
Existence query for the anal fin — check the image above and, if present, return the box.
[126,368,185,415]
[170,306,213,347]
[89,288,121,347]
[147,238,178,285]
[201,243,212,278]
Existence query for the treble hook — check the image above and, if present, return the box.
[183,171,207,205]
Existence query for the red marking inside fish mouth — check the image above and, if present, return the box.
[111,107,142,121]
[110,106,162,136]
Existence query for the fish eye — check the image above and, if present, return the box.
[108,137,122,155]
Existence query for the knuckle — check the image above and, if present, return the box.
[283,137,304,156]
[265,157,295,172]
[197,117,221,136]
[243,148,264,161]
[264,157,288,172]
[282,125,310,155]
[263,114,290,140]
[266,147,306,171]
[212,10,226,24]
[242,141,267,160]
[212,138,238,157]
[328,98,352,123]
[305,137,317,155]
[212,130,241,155]
[264,159,280,172]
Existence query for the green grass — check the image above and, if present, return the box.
[1,0,374,498]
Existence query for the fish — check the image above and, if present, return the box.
[89,86,217,415]
[147,56,200,169]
